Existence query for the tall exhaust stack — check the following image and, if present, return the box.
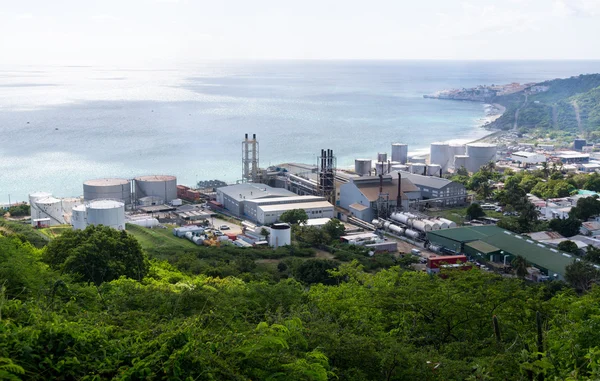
[242,133,259,183]
[397,172,402,210]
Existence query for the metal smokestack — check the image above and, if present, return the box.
[396,175,401,208]
[245,133,248,140]
[439,168,442,178]
[379,174,383,194]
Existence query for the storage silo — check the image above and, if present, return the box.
[84,178,131,204]
[411,163,427,175]
[449,143,466,156]
[71,204,87,230]
[29,192,52,224]
[269,223,292,248]
[466,143,497,173]
[411,156,427,164]
[134,175,177,203]
[391,164,409,172]
[377,153,388,163]
[35,196,64,225]
[375,162,392,176]
[430,142,451,172]
[391,143,408,164]
[86,200,125,230]
[354,159,372,176]
[454,155,470,171]
[427,164,442,176]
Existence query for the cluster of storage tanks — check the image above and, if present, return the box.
[173,225,234,246]
[354,143,410,176]
[372,212,457,241]
[71,200,126,231]
[82,175,178,206]
[29,192,83,227]
[430,142,497,174]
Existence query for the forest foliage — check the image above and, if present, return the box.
[2,221,600,380]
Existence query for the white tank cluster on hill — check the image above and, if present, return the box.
[82,175,178,207]
[427,141,497,174]
[29,192,83,227]
[71,199,126,231]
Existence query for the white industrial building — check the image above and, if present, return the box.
[216,183,296,217]
[339,173,421,222]
[511,151,547,165]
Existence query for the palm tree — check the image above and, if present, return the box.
[478,182,492,200]
[511,255,529,279]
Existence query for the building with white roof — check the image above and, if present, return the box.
[216,183,296,217]
[510,151,547,165]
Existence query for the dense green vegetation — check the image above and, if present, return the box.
[1,203,30,217]
[490,74,600,138]
[2,226,600,380]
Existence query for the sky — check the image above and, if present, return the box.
[1,0,600,64]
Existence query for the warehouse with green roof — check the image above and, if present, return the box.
[427,226,577,279]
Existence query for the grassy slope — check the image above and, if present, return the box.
[125,223,200,258]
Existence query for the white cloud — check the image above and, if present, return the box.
[553,0,600,17]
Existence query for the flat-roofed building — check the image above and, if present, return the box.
[256,199,334,225]
[511,151,547,165]
[216,183,296,217]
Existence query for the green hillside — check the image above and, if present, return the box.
[490,74,600,139]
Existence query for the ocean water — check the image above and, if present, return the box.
[1,60,600,203]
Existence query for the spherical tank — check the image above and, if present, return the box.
[466,143,497,173]
[377,152,388,163]
[86,200,125,230]
[71,205,87,230]
[269,224,292,248]
[427,164,442,176]
[354,159,372,176]
[391,143,408,164]
[84,178,131,204]
[411,163,427,175]
[134,175,177,203]
[29,192,52,224]
[454,155,469,171]
[35,197,64,225]
[430,142,450,172]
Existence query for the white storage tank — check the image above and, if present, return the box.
[71,204,87,230]
[391,164,409,172]
[29,192,52,224]
[411,156,427,164]
[449,143,466,157]
[423,219,441,231]
[269,223,292,248]
[411,163,427,175]
[377,153,388,163]
[127,218,159,228]
[466,143,497,173]
[354,159,372,176]
[390,212,412,225]
[437,218,457,228]
[35,196,65,225]
[430,142,451,172]
[431,218,449,230]
[375,162,392,176]
[86,200,125,230]
[427,164,442,177]
[391,143,408,164]
[454,155,470,171]
[388,224,405,236]
[83,178,131,204]
[404,229,420,239]
[411,219,432,232]
[135,175,177,203]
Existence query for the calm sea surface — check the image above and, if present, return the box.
[1,60,600,203]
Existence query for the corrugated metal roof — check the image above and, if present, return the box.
[218,183,296,202]
[355,177,419,202]
[428,226,505,242]
[397,171,461,191]
[465,240,501,254]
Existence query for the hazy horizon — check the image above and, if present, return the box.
[2,0,600,65]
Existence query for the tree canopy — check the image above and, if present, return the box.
[43,225,149,286]
[279,209,309,225]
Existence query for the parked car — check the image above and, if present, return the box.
[219,224,230,230]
